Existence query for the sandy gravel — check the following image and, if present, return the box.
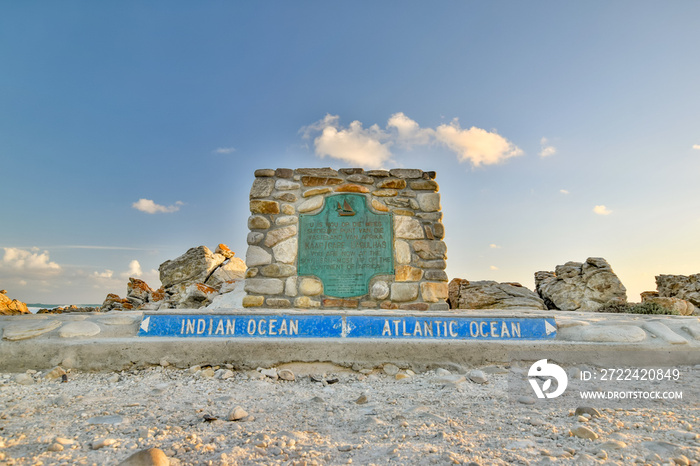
[0,362,698,465]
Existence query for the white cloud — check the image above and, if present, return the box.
[489,244,501,249]
[1,247,62,275]
[120,259,143,279]
[387,112,434,147]
[539,137,557,157]
[490,265,499,271]
[434,119,523,166]
[593,205,612,216]
[301,113,522,169]
[92,270,114,279]
[693,144,700,150]
[560,189,570,195]
[132,199,184,214]
[301,114,393,168]
[213,147,236,154]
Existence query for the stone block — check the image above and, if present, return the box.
[281,204,295,215]
[377,178,406,189]
[245,246,272,267]
[421,282,448,303]
[299,277,323,296]
[417,193,440,212]
[394,240,411,264]
[424,270,448,281]
[301,176,344,187]
[259,264,296,278]
[371,199,389,212]
[303,187,333,197]
[389,169,423,179]
[275,216,298,226]
[370,281,390,300]
[347,174,374,184]
[285,276,297,297]
[335,183,370,193]
[372,189,398,197]
[264,226,297,248]
[248,215,271,230]
[297,168,339,176]
[273,238,297,264]
[274,192,297,202]
[323,298,359,308]
[410,180,439,191]
[298,195,324,213]
[413,240,447,260]
[395,265,423,282]
[367,169,390,177]
[391,283,419,302]
[400,303,429,311]
[294,296,320,308]
[244,278,284,295]
[266,298,292,308]
[275,168,293,178]
[247,232,264,245]
[254,169,275,177]
[275,179,300,190]
[250,200,280,215]
[250,178,275,199]
[394,216,424,239]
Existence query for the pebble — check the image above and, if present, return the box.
[116,447,170,466]
[278,369,295,381]
[47,443,64,452]
[395,373,411,380]
[600,440,627,450]
[355,394,369,404]
[228,406,248,421]
[383,364,399,376]
[574,406,602,418]
[571,425,598,440]
[92,438,117,450]
[87,415,124,425]
[435,368,451,376]
[44,366,67,380]
[14,373,34,385]
[200,367,216,378]
[260,368,278,380]
[468,369,488,384]
[215,369,234,380]
[517,396,536,405]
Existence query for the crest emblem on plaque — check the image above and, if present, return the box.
[298,194,394,298]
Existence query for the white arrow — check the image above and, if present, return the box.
[140,316,151,333]
[545,320,557,335]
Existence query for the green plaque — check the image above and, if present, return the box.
[298,194,394,298]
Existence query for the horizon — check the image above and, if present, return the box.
[2,2,699,305]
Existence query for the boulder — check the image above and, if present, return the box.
[448,279,546,310]
[0,291,30,315]
[535,257,627,312]
[100,293,134,312]
[641,294,696,316]
[655,274,700,308]
[159,246,227,289]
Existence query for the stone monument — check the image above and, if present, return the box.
[244,168,448,310]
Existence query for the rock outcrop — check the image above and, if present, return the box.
[448,279,546,310]
[534,257,627,312]
[0,290,30,315]
[100,243,246,311]
[655,274,700,308]
[37,305,99,314]
[639,293,696,316]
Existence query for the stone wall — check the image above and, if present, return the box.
[244,168,448,310]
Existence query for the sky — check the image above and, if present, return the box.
[1,1,699,305]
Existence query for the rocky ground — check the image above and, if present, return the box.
[0,362,698,466]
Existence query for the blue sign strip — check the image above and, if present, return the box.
[138,314,557,340]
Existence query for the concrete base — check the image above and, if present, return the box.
[1,309,699,371]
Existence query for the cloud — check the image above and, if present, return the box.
[693,144,700,150]
[560,189,570,195]
[213,147,236,154]
[301,113,522,168]
[1,247,62,275]
[490,265,499,271]
[539,137,557,157]
[387,112,434,147]
[489,244,501,249]
[435,120,523,166]
[92,270,114,279]
[593,205,612,216]
[132,199,183,214]
[301,114,393,168]
[120,259,143,279]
